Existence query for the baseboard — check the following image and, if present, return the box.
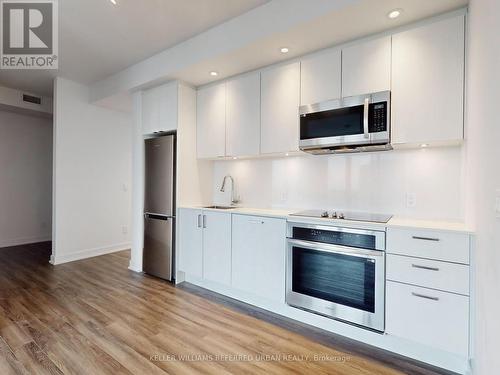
[0,235,52,249]
[128,260,143,273]
[50,242,130,265]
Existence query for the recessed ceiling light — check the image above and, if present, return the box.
[285,153,289,157]
[233,157,237,160]
[280,47,289,54]
[210,71,218,77]
[387,9,403,19]
[110,0,117,5]
[420,143,429,148]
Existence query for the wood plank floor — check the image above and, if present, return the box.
[0,243,454,375]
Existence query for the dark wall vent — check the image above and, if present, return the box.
[22,94,42,105]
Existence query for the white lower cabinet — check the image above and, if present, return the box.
[202,211,232,286]
[386,281,469,356]
[177,208,231,285]
[231,214,286,303]
[178,208,203,278]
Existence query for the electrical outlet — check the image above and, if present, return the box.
[122,226,128,234]
[280,191,288,203]
[406,193,417,208]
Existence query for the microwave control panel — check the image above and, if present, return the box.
[369,102,387,133]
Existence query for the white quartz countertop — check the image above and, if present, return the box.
[181,206,473,234]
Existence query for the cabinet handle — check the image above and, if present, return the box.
[412,236,440,242]
[411,292,439,301]
[411,264,439,272]
[249,220,264,224]
[202,215,207,228]
[197,214,202,228]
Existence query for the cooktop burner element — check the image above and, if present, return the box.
[290,209,393,224]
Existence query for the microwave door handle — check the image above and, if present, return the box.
[363,97,370,139]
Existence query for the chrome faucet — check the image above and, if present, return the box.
[219,175,239,205]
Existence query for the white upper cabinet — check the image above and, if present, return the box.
[226,72,261,157]
[342,36,392,97]
[142,82,178,135]
[300,48,341,105]
[260,61,300,154]
[196,82,226,158]
[391,15,465,145]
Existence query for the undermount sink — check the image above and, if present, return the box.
[203,205,237,210]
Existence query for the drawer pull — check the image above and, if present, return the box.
[249,220,264,224]
[411,264,440,271]
[411,292,439,301]
[412,236,440,242]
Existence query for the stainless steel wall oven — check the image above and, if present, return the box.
[286,221,386,331]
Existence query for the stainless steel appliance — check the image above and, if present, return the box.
[286,221,386,331]
[290,209,392,223]
[299,91,391,154]
[143,134,176,281]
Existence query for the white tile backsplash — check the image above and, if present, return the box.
[213,147,465,221]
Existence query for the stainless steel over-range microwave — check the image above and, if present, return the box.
[299,91,392,154]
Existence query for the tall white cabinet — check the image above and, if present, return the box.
[342,36,392,97]
[226,72,261,157]
[196,82,226,158]
[391,15,465,145]
[260,61,300,154]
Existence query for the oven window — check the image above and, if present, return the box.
[292,247,375,313]
[300,105,364,140]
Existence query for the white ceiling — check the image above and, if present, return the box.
[0,0,269,96]
[0,0,467,99]
[175,0,469,87]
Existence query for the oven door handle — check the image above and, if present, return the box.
[287,239,384,259]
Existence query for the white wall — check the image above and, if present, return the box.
[52,77,132,264]
[213,147,465,221]
[0,110,52,247]
[466,0,500,373]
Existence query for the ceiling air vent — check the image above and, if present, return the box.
[22,94,42,105]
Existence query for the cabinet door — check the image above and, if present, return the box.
[392,16,465,145]
[178,208,203,278]
[261,62,300,154]
[196,83,226,158]
[232,214,286,303]
[342,36,391,97]
[202,211,232,286]
[226,73,261,157]
[386,281,469,356]
[142,88,160,135]
[158,82,178,132]
[300,48,341,105]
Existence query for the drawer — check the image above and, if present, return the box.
[387,227,469,264]
[386,281,469,356]
[387,254,469,295]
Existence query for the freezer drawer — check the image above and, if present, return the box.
[143,214,174,281]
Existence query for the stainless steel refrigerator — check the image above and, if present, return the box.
[143,135,175,281]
